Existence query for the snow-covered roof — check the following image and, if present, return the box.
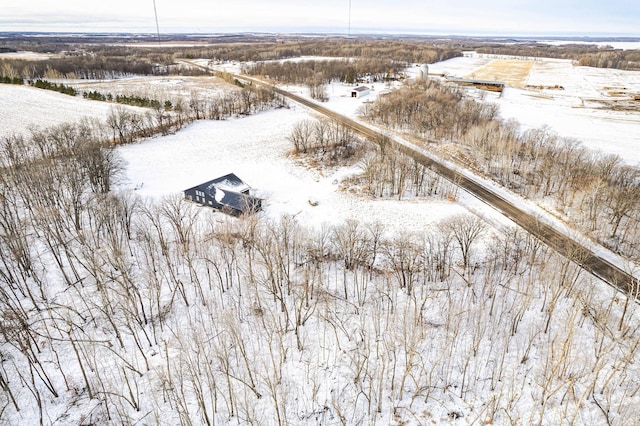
[211,176,251,193]
[192,172,251,194]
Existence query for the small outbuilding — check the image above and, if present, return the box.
[351,86,370,98]
[184,173,262,216]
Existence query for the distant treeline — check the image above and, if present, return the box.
[3,37,639,83]
[475,44,640,70]
[245,58,407,85]
[0,55,159,80]
[176,40,462,64]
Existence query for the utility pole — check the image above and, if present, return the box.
[153,0,161,48]
[348,0,352,37]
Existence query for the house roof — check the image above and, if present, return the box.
[185,173,261,214]
[209,173,251,193]
[353,86,370,92]
[185,173,250,194]
[215,188,258,213]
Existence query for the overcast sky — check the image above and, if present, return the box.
[2,1,639,36]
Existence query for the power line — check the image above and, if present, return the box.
[153,0,161,47]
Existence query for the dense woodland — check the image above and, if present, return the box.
[177,40,462,64]
[244,58,407,101]
[0,40,460,81]
[245,58,406,84]
[0,55,159,80]
[1,36,640,424]
[1,106,640,424]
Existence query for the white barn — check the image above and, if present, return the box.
[350,86,370,98]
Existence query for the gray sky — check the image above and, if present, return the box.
[2,1,639,36]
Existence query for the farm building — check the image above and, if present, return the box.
[184,173,262,216]
[415,64,429,81]
[447,78,505,92]
[351,86,370,98]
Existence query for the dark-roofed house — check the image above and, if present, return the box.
[184,173,262,216]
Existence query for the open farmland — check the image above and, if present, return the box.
[0,84,145,138]
[67,75,235,103]
[430,53,640,165]
[466,58,534,87]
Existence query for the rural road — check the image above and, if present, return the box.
[182,60,637,296]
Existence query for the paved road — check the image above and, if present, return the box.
[184,60,637,296]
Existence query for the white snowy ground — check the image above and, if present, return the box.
[118,59,640,276]
[67,75,233,102]
[116,62,469,235]
[430,53,640,165]
[118,106,466,234]
[0,51,57,60]
[0,84,142,138]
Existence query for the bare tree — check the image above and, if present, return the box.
[445,213,486,279]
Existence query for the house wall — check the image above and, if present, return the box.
[184,186,250,216]
[351,87,370,98]
[184,187,222,210]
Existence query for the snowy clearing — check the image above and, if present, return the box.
[118,107,466,233]
[0,50,58,60]
[0,84,143,138]
[66,74,234,102]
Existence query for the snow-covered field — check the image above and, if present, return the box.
[431,53,640,165]
[0,51,57,60]
[68,75,233,102]
[0,84,142,138]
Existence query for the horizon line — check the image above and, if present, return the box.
[2,30,640,40]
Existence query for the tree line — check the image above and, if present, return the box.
[288,118,460,202]
[29,79,78,96]
[363,80,640,261]
[475,43,640,71]
[0,75,22,85]
[0,40,461,82]
[83,90,173,110]
[0,55,158,80]
[176,40,462,65]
